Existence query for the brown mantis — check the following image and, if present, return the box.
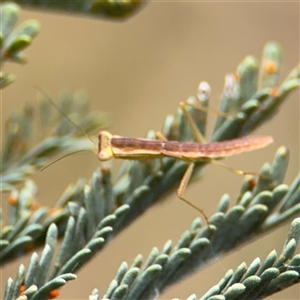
[95,82,273,222]
[97,130,272,221]
[39,83,274,222]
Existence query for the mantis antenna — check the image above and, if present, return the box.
[35,87,96,170]
[35,86,96,146]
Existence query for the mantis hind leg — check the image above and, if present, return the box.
[177,162,209,224]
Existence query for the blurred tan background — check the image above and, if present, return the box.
[1,1,299,299]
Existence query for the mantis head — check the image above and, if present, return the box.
[97,131,114,161]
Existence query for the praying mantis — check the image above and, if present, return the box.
[39,82,273,222]
[93,82,273,222]
[97,131,272,221]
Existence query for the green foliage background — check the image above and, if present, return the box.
[1,1,299,299]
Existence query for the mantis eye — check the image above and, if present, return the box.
[98,149,113,161]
